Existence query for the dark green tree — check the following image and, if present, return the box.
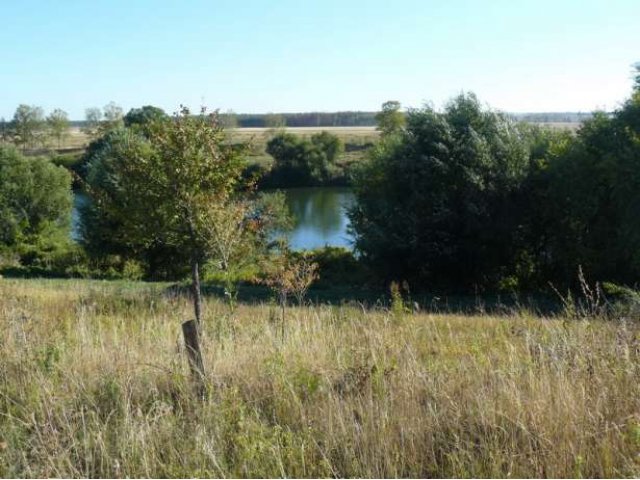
[123,105,168,130]
[0,146,72,266]
[349,93,530,290]
[535,67,640,285]
[265,131,342,186]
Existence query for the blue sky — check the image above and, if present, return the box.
[1,0,638,119]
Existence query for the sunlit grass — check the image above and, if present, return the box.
[1,278,638,477]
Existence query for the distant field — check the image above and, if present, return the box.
[55,122,579,155]
[58,126,380,167]
[535,121,581,131]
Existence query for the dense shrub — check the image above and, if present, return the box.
[350,69,640,292]
[349,93,531,290]
[263,131,345,187]
[0,146,74,270]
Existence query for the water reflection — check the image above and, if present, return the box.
[284,187,355,250]
[71,187,356,251]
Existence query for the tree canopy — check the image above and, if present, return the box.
[0,146,72,266]
[350,93,531,290]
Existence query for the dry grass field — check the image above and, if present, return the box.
[0,278,638,477]
[60,121,576,152]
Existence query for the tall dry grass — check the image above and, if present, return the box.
[0,279,638,477]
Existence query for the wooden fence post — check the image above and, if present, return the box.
[182,319,206,398]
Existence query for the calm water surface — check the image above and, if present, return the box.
[283,187,355,250]
[72,187,355,250]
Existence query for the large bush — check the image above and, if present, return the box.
[0,146,73,268]
[535,71,640,285]
[264,131,343,186]
[349,93,532,290]
[350,72,640,292]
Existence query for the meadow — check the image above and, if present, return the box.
[46,126,379,177]
[1,278,638,477]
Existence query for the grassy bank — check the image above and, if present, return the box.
[1,279,639,477]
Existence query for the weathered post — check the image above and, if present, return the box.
[182,319,206,398]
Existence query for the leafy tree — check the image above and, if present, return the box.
[102,101,124,131]
[0,146,72,266]
[11,104,45,152]
[265,131,343,186]
[82,107,102,140]
[349,93,530,290]
[46,109,70,149]
[310,131,343,164]
[83,107,253,325]
[535,69,640,286]
[375,100,405,136]
[123,105,167,130]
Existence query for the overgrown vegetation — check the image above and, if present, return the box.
[261,130,347,187]
[350,66,640,292]
[0,279,638,478]
[0,146,75,272]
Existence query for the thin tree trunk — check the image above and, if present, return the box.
[280,293,286,340]
[191,257,203,326]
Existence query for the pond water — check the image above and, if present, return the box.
[71,187,356,251]
[283,187,355,250]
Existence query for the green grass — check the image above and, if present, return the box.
[0,278,639,477]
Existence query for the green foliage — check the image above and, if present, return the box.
[535,93,640,285]
[350,93,531,290]
[296,247,368,288]
[82,103,124,140]
[375,100,405,136]
[264,131,344,186]
[81,108,289,287]
[10,104,46,151]
[82,108,245,279]
[46,109,70,149]
[353,72,640,292]
[82,107,102,139]
[0,146,73,269]
[101,101,124,131]
[123,105,168,130]
[310,130,343,163]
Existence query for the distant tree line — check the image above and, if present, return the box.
[512,112,594,123]
[220,111,380,128]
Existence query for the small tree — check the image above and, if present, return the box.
[375,100,405,136]
[82,107,102,140]
[262,246,319,338]
[46,109,70,149]
[84,106,246,326]
[11,104,45,152]
[102,101,124,131]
